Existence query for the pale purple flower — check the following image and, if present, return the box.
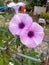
[17,2,25,6]
[20,22,44,48]
[7,2,16,8]
[7,2,19,12]
[9,13,33,36]
[7,2,25,10]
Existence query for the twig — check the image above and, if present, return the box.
[11,50,42,62]
[17,52,42,62]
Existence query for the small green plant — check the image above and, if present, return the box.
[40,12,49,19]
[47,12,49,19]
[40,12,47,19]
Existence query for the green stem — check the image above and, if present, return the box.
[20,44,24,65]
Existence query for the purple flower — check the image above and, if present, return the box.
[7,2,25,10]
[20,22,44,48]
[7,2,19,10]
[7,2,25,13]
[7,2,16,7]
[16,2,25,6]
[9,13,33,36]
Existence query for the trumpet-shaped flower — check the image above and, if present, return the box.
[20,22,44,48]
[7,2,16,7]
[7,2,19,10]
[7,2,25,10]
[9,13,33,36]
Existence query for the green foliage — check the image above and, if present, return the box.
[0,1,4,5]
[13,0,18,3]
[40,12,47,19]
[47,12,49,19]
[0,51,9,65]
[0,26,43,65]
[23,49,42,65]
[40,12,49,19]
[34,0,41,6]
[25,1,34,11]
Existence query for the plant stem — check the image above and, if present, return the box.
[11,50,42,62]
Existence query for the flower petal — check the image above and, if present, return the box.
[20,22,44,48]
[9,13,33,36]
[31,22,43,32]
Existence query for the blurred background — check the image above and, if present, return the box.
[0,0,49,65]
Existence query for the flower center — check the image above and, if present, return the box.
[28,31,34,38]
[19,22,25,29]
